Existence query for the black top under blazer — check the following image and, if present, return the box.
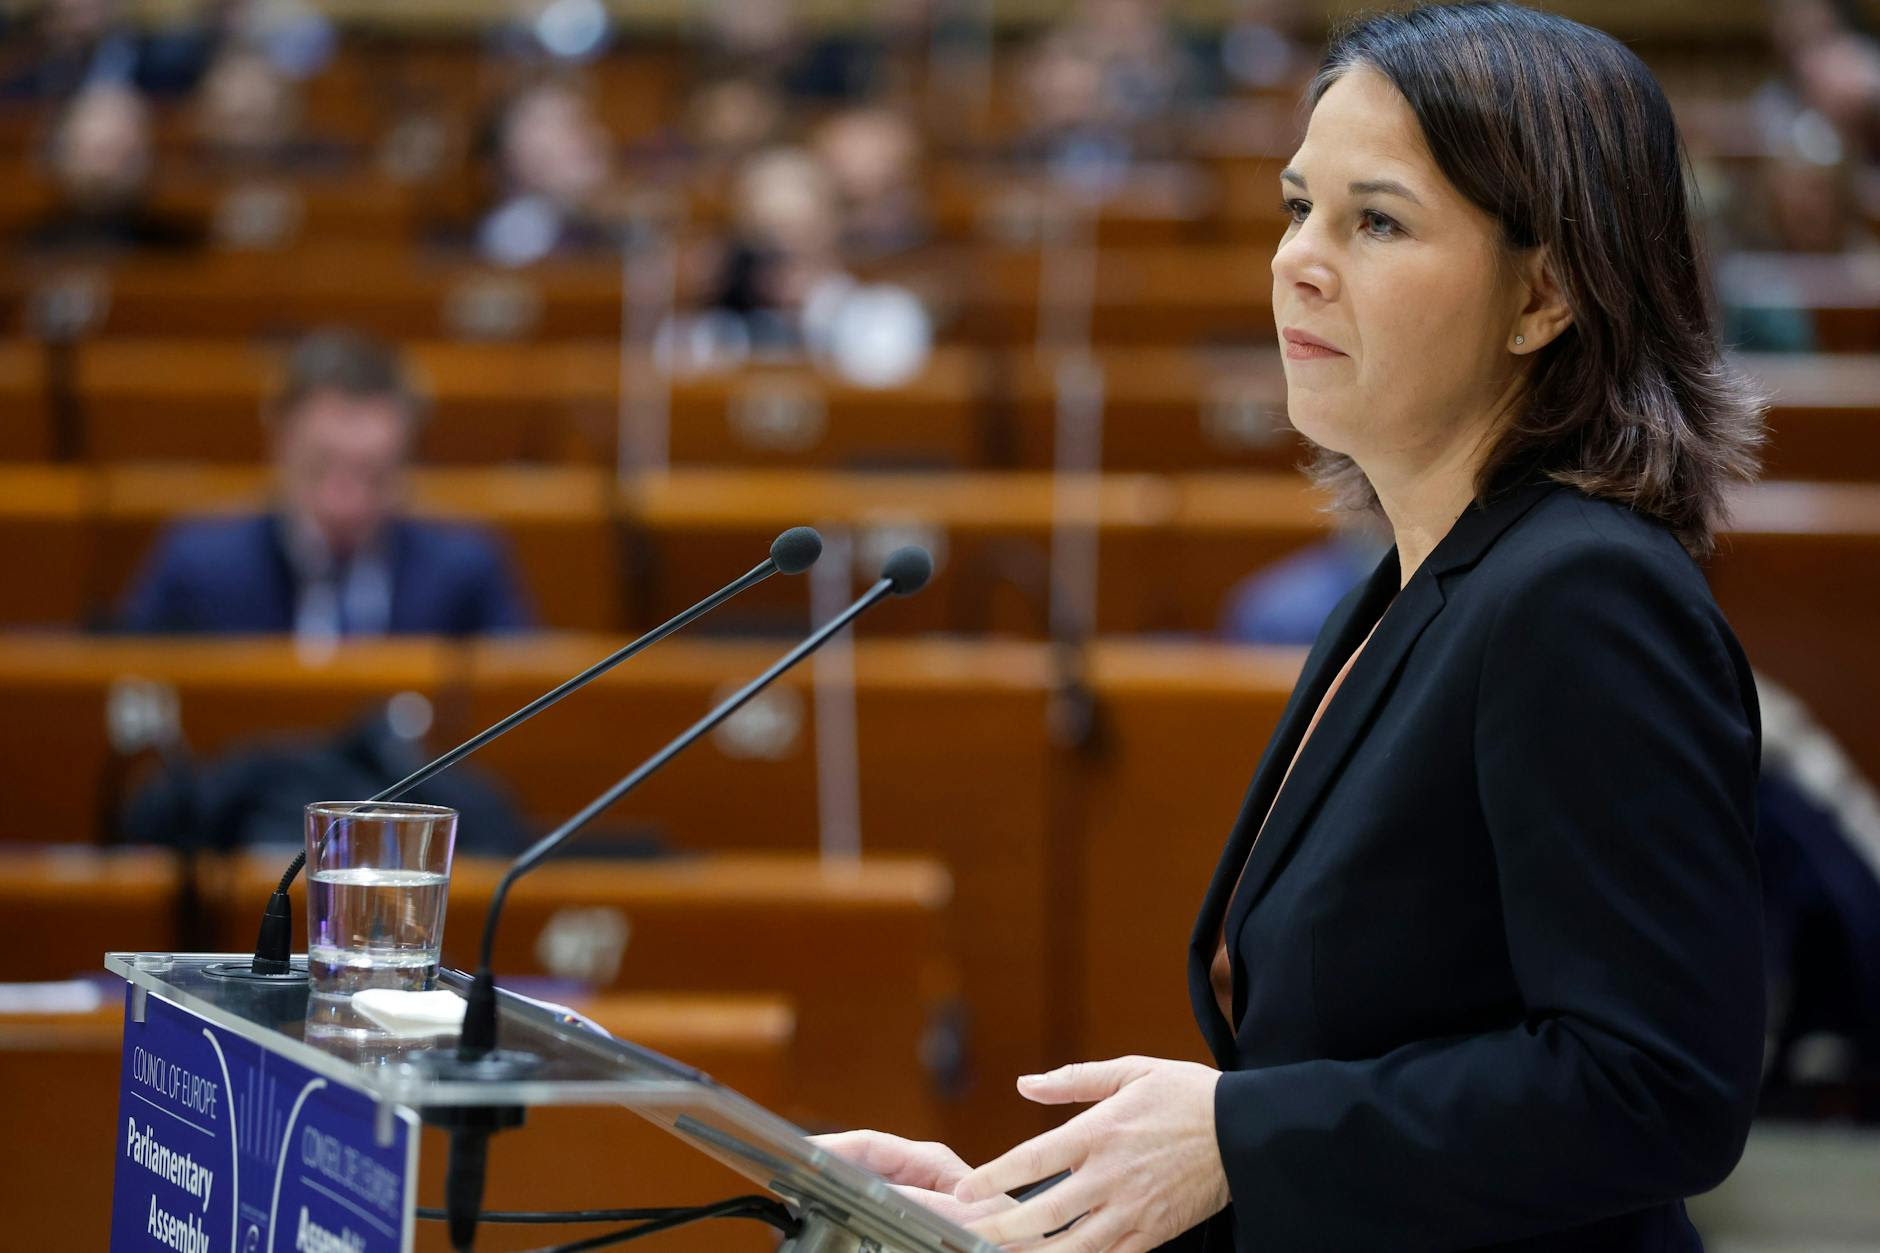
[1170,479,1766,1252]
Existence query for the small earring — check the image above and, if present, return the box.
[1513,335,1526,346]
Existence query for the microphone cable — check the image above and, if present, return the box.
[414,1194,800,1250]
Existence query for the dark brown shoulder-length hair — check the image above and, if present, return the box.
[1302,2,1763,558]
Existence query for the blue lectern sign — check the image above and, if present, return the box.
[111,987,417,1252]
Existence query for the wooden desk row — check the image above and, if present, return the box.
[1,463,1876,666]
[0,462,1341,634]
[0,174,428,250]
[0,158,1293,254]
[0,46,683,161]
[4,247,627,343]
[0,845,948,1140]
[7,243,1875,349]
[0,241,1289,346]
[6,340,1871,482]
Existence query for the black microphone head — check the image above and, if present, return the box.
[881,546,933,597]
[770,526,823,575]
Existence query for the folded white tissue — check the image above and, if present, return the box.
[345,988,613,1039]
[350,989,467,1036]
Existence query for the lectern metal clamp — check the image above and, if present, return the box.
[783,1207,884,1253]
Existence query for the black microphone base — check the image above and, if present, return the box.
[202,959,308,983]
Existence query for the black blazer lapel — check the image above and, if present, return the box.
[1195,478,1564,1051]
[1219,568,1445,961]
[1186,548,1398,1061]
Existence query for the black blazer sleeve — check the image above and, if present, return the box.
[1210,537,1766,1250]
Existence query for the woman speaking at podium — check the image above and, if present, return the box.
[824,3,1768,1250]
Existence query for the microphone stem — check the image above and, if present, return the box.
[467,577,895,1038]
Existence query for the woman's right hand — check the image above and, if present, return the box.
[809,1130,1019,1227]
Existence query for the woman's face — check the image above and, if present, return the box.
[1271,66,1533,485]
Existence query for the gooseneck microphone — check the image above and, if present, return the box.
[459,544,931,1055]
[246,526,824,975]
[439,546,932,1252]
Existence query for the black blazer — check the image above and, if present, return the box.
[1172,481,1765,1252]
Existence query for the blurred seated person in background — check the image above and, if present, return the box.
[23,81,203,253]
[220,0,337,81]
[1218,530,1389,647]
[1704,0,1880,349]
[122,695,532,854]
[1765,0,1880,167]
[1017,0,1202,186]
[1754,677,1880,1118]
[190,45,346,173]
[1742,0,1880,245]
[696,0,896,103]
[0,0,215,100]
[488,0,616,68]
[1735,1,1879,247]
[681,75,787,179]
[676,144,934,384]
[813,103,930,261]
[1737,147,1872,253]
[121,330,532,638]
[689,146,848,351]
[475,74,635,266]
[1215,0,1315,96]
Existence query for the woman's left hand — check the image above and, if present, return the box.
[953,1056,1230,1251]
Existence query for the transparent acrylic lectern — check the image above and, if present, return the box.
[107,952,998,1253]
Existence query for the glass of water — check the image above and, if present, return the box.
[304,801,457,999]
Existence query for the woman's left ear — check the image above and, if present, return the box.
[1511,247,1573,353]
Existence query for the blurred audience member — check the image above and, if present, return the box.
[490,0,615,67]
[1018,0,1202,186]
[0,0,216,100]
[1769,0,1880,162]
[1020,27,1127,184]
[190,46,345,172]
[1218,532,1388,646]
[1216,0,1313,95]
[1707,0,1880,348]
[683,75,787,177]
[186,48,354,248]
[1751,677,1880,1116]
[696,0,914,101]
[24,82,203,253]
[1074,0,1202,122]
[122,330,532,638]
[122,699,532,854]
[1745,150,1869,253]
[670,144,932,383]
[696,0,799,80]
[812,103,930,260]
[702,145,846,343]
[476,75,633,265]
[222,0,337,80]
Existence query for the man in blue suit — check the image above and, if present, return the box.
[121,330,531,637]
